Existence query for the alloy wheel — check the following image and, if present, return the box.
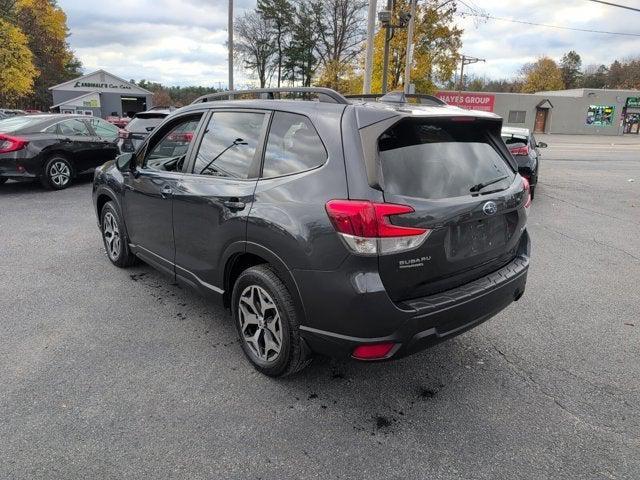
[238,285,283,363]
[102,212,121,260]
[50,161,70,187]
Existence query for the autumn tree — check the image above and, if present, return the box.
[235,10,277,88]
[257,0,293,88]
[0,18,37,104]
[15,0,82,109]
[0,0,16,20]
[520,57,564,93]
[370,0,462,94]
[314,0,367,91]
[560,50,582,89]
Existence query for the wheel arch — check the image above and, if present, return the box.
[223,242,307,326]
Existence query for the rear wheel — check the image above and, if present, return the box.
[530,185,536,200]
[41,156,73,190]
[232,265,310,377]
[101,201,136,267]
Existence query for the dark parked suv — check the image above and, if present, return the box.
[93,88,531,376]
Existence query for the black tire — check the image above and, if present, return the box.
[100,201,136,267]
[530,185,536,200]
[41,155,73,190]
[232,265,310,377]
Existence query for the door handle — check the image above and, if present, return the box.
[223,199,246,210]
[161,184,173,198]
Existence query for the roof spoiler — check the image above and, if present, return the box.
[345,92,447,106]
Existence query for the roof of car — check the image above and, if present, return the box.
[502,126,530,136]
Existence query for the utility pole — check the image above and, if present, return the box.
[228,0,234,95]
[458,54,485,90]
[363,0,378,94]
[403,0,417,94]
[381,0,393,94]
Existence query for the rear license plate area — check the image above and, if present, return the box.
[448,216,507,259]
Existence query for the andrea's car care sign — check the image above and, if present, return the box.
[436,91,495,112]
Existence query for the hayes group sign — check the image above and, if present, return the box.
[436,91,495,112]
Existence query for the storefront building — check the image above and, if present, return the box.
[49,70,153,119]
[436,88,640,136]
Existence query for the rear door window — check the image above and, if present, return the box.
[58,119,92,137]
[379,118,514,199]
[192,111,266,179]
[262,112,326,178]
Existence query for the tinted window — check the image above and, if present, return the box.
[126,115,166,133]
[193,111,265,179]
[58,119,91,137]
[88,118,119,140]
[44,124,58,134]
[144,115,201,172]
[379,119,514,199]
[502,134,529,146]
[262,112,326,178]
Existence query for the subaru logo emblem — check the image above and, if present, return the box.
[482,201,498,216]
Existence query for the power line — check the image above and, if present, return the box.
[586,0,640,12]
[463,13,640,37]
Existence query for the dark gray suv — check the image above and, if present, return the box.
[93,88,531,377]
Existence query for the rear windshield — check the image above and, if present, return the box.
[126,115,165,133]
[502,134,528,146]
[0,116,45,133]
[379,118,514,199]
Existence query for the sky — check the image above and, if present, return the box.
[58,0,639,87]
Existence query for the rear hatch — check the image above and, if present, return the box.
[122,113,167,149]
[375,116,527,301]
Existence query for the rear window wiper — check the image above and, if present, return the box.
[470,175,509,193]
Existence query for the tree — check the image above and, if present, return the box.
[581,64,608,88]
[370,0,462,94]
[257,0,293,88]
[283,0,321,87]
[314,0,367,90]
[0,0,17,20]
[235,11,277,88]
[15,0,82,109]
[560,50,582,89]
[520,57,564,93]
[0,18,37,104]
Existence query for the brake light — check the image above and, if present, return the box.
[522,176,532,208]
[0,134,28,154]
[325,200,431,255]
[450,116,476,122]
[352,342,396,360]
[509,145,529,156]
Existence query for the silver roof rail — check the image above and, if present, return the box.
[191,87,350,105]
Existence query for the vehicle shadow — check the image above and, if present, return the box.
[0,174,94,195]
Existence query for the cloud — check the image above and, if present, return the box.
[59,0,638,87]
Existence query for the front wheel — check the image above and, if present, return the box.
[232,265,310,377]
[100,201,136,267]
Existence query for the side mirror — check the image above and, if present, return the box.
[537,142,547,148]
[115,153,134,172]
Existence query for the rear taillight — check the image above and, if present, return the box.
[521,177,532,208]
[118,129,130,139]
[0,134,28,154]
[509,145,529,156]
[325,200,431,255]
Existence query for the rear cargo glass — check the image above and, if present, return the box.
[379,118,514,199]
[126,116,166,133]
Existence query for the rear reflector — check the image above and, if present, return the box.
[325,200,431,255]
[352,342,396,360]
[0,134,28,154]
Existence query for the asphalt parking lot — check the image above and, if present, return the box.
[1,135,639,480]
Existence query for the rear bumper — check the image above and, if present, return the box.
[0,150,39,178]
[297,232,530,360]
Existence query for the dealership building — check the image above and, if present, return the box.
[49,70,154,118]
[436,88,640,136]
